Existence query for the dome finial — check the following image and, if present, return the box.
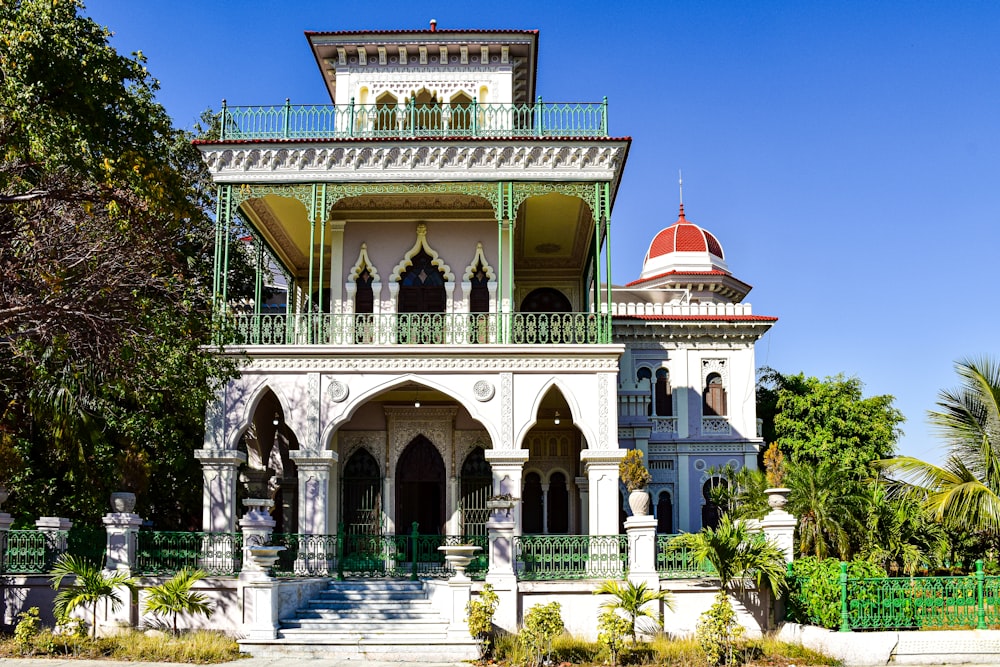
[677,169,686,221]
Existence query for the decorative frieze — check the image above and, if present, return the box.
[199,143,627,185]
[242,355,621,373]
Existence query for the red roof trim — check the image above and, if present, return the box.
[305,29,539,36]
[625,270,745,288]
[617,315,778,323]
[194,136,631,146]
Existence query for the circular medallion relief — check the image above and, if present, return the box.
[473,380,495,402]
[328,380,349,403]
[694,459,706,471]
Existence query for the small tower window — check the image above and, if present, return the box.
[703,373,727,416]
[655,368,673,417]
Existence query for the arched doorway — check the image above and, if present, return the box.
[547,472,569,534]
[520,287,572,313]
[341,448,382,536]
[702,478,727,530]
[396,435,446,534]
[459,447,492,537]
[522,472,543,534]
[656,491,674,534]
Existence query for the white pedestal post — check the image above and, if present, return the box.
[484,516,517,633]
[625,515,659,588]
[102,512,143,572]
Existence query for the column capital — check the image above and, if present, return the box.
[195,449,247,465]
[484,449,530,465]
[581,448,627,468]
[289,450,338,470]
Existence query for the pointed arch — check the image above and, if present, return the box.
[390,223,453,283]
[462,242,496,282]
[228,379,295,451]
[514,378,595,450]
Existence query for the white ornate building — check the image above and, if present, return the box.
[193,24,775,544]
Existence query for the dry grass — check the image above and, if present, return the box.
[0,628,243,663]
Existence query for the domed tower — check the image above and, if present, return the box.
[625,204,751,304]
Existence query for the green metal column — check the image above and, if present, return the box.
[603,182,613,341]
[307,185,317,342]
[591,184,602,316]
[496,182,505,343]
[506,182,516,343]
[839,561,851,632]
[317,184,327,341]
[977,559,987,629]
[211,185,225,316]
[220,185,233,311]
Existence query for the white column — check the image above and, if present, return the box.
[484,514,517,633]
[102,512,142,572]
[195,449,247,532]
[540,482,549,534]
[448,475,460,535]
[575,476,589,534]
[677,452,691,533]
[328,221,346,313]
[36,517,71,552]
[624,515,659,589]
[288,451,338,535]
[581,449,626,536]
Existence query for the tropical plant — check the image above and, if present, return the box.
[763,442,786,487]
[786,461,868,559]
[860,483,947,575]
[681,515,786,596]
[880,357,1000,536]
[144,567,213,634]
[50,554,137,639]
[594,579,673,643]
[466,583,499,660]
[521,601,564,667]
[785,556,886,629]
[705,464,768,521]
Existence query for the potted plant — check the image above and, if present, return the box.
[620,449,652,516]
[763,442,789,510]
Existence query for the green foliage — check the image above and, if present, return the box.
[619,449,652,492]
[13,607,42,650]
[144,568,213,634]
[521,601,564,667]
[785,556,886,629]
[466,583,499,660]
[696,590,744,667]
[763,442,785,488]
[680,515,787,596]
[705,464,768,521]
[0,628,241,662]
[595,579,673,643]
[786,461,868,559]
[881,357,1000,538]
[860,483,948,574]
[50,554,137,639]
[762,370,904,476]
[0,0,241,526]
[598,610,631,667]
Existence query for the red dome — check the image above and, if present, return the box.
[646,205,724,260]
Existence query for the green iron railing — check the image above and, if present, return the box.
[218,98,609,142]
[134,531,243,576]
[0,529,63,574]
[227,311,608,346]
[67,526,107,567]
[514,534,628,581]
[656,534,715,578]
[270,529,487,580]
[788,560,1000,631]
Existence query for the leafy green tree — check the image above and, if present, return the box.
[143,567,213,634]
[597,610,630,667]
[50,554,137,639]
[594,579,673,643]
[760,370,904,476]
[0,0,240,525]
[521,601,564,667]
[860,483,947,575]
[881,358,1000,537]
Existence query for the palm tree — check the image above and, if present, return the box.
[50,554,137,639]
[786,461,867,559]
[881,357,1000,535]
[144,567,213,634]
[683,515,786,597]
[594,579,674,643]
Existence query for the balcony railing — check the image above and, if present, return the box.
[218,98,609,141]
[225,311,609,346]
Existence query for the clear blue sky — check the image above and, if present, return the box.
[85,0,1000,463]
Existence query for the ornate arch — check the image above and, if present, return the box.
[390,222,454,282]
[462,242,496,282]
[228,379,295,452]
[348,243,381,283]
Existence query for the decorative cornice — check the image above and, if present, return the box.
[240,353,622,373]
[198,141,628,184]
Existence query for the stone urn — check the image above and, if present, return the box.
[248,545,285,573]
[437,544,482,581]
[765,487,790,511]
[110,491,137,513]
[242,498,274,518]
[486,496,517,518]
[628,489,651,516]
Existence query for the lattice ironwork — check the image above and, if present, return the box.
[134,531,243,576]
[514,534,627,580]
[0,530,63,574]
[655,534,715,578]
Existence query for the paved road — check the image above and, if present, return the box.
[0,660,468,667]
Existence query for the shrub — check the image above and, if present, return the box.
[595,579,673,642]
[786,556,886,629]
[598,610,630,667]
[466,583,499,660]
[619,449,652,492]
[144,567,213,634]
[13,607,42,651]
[696,590,744,666]
[521,601,564,667]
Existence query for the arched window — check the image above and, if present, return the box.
[342,449,381,536]
[655,368,673,417]
[407,89,441,134]
[374,92,397,135]
[656,491,673,534]
[450,91,473,134]
[637,367,653,416]
[459,447,492,537]
[519,287,572,313]
[398,249,446,344]
[703,373,727,416]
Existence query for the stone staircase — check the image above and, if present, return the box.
[239,579,479,661]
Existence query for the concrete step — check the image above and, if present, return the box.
[297,609,440,620]
[240,637,478,661]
